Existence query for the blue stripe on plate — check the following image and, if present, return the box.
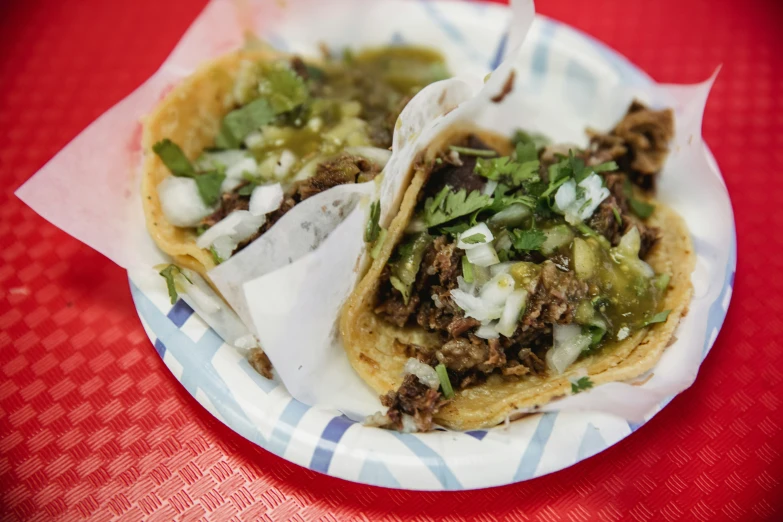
[359,456,401,488]
[564,60,597,117]
[418,0,484,64]
[391,432,462,490]
[310,415,356,473]
[154,339,166,358]
[131,282,269,447]
[513,413,558,481]
[465,430,488,441]
[527,19,556,92]
[577,423,607,460]
[266,399,311,457]
[167,299,194,328]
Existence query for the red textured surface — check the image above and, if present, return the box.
[1,0,781,520]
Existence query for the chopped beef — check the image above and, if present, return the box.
[422,136,491,198]
[639,224,660,258]
[522,261,588,331]
[491,70,516,103]
[436,337,488,372]
[290,56,309,80]
[589,196,624,246]
[248,348,273,379]
[446,316,481,337]
[296,152,381,200]
[201,190,250,228]
[588,100,674,189]
[380,374,445,432]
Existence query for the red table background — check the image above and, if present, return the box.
[1,0,782,520]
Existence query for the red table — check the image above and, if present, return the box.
[1,0,782,520]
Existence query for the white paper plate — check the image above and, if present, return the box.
[130,3,735,491]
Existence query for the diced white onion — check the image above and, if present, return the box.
[405,216,427,234]
[157,176,216,227]
[196,150,250,172]
[482,179,498,196]
[554,173,610,224]
[448,150,463,166]
[458,223,494,250]
[403,358,440,389]
[450,288,504,322]
[475,323,500,339]
[226,156,259,180]
[431,293,444,309]
[401,414,419,433]
[345,146,392,168]
[466,243,499,267]
[221,177,244,194]
[490,262,514,277]
[274,150,296,179]
[612,227,655,278]
[249,183,284,216]
[244,130,264,149]
[546,324,592,374]
[496,289,528,337]
[617,326,630,341]
[292,157,320,182]
[196,210,266,260]
[479,273,516,307]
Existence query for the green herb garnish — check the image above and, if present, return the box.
[654,273,671,292]
[222,98,276,145]
[365,201,381,242]
[461,233,486,244]
[571,376,593,394]
[511,228,546,251]
[630,199,655,219]
[194,172,226,207]
[612,206,623,226]
[158,265,190,304]
[461,255,474,283]
[641,309,671,327]
[370,228,387,259]
[152,139,195,177]
[237,182,257,196]
[435,363,455,399]
[210,246,224,265]
[448,145,498,158]
[258,65,309,113]
[423,186,490,227]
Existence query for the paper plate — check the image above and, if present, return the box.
[130,3,735,491]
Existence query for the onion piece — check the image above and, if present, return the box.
[249,183,284,216]
[403,358,440,389]
[273,150,296,179]
[546,324,592,374]
[475,323,500,339]
[450,288,504,322]
[482,179,498,196]
[490,262,514,277]
[457,223,494,250]
[196,210,266,260]
[466,243,499,267]
[345,146,392,168]
[496,289,528,337]
[157,176,217,227]
[479,273,516,307]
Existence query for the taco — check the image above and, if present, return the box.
[142,45,448,277]
[341,102,694,431]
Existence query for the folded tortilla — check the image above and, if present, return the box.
[141,50,281,277]
[340,125,695,430]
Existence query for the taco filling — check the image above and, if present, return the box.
[364,102,676,431]
[149,46,448,264]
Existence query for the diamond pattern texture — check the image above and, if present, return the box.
[1,0,782,520]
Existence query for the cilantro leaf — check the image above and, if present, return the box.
[153,139,195,177]
[222,98,276,145]
[515,141,538,163]
[592,160,619,173]
[365,201,381,243]
[485,184,536,214]
[511,129,551,150]
[461,233,486,244]
[475,156,540,187]
[612,206,623,226]
[438,222,472,237]
[448,145,497,158]
[569,151,588,182]
[571,376,593,394]
[210,246,224,265]
[194,172,226,207]
[630,198,655,219]
[511,228,546,251]
[259,65,309,113]
[423,186,491,227]
[641,309,671,327]
[158,265,190,304]
[237,182,257,196]
[461,255,474,283]
[623,178,656,218]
